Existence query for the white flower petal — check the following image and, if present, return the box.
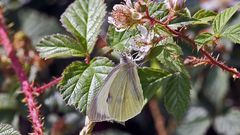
[137,25,148,38]
[125,0,133,8]
[113,4,126,10]
[108,16,115,24]
[128,39,136,46]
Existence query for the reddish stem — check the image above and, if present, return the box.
[0,12,43,135]
[145,8,240,78]
[85,54,90,65]
[149,98,167,135]
[35,77,62,94]
[184,56,211,66]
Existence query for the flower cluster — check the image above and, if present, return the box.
[108,0,146,31]
[129,25,153,61]
[108,0,155,61]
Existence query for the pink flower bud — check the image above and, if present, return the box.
[165,0,186,11]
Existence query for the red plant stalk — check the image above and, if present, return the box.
[145,7,240,78]
[35,77,62,94]
[149,98,167,135]
[0,12,43,135]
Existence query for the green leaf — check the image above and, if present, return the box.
[59,57,114,113]
[193,9,217,24]
[213,4,239,34]
[60,0,106,54]
[156,44,188,76]
[176,107,211,135]
[37,34,86,59]
[154,25,172,36]
[214,109,240,135]
[147,46,164,60]
[154,25,176,47]
[163,72,191,118]
[148,2,168,19]
[107,25,137,50]
[138,67,170,100]
[195,33,213,49]
[169,13,198,29]
[0,123,21,135]
[222,24,240,44]
[179,8,192,18]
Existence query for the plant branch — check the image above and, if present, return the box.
[145,7,240,78]
[149,98,167,135]
[35,77,62,94]
[184,56,211,66]
[85,54,90,64]
[0,11,43,135]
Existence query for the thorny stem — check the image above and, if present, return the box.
[35,77,62,94]
[145,6,240,78]
[184,56,211,67]
[0,11,43,135]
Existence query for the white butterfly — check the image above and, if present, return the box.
[87,54,144,122]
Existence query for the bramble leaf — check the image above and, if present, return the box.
[60,0,106,54]
[0,123,21,135]
[107,25,137,51]
[59,57,114,113]
[138,67,170,100]
[169,10,197,29]
[195,33,213,49]
[222,24,240,44]
[148,2,168,19]
[37,34,86,59]
[153,43,190,118]
[193,9,217,24]
[156,44,188,75]
[213,4,239,34]
[163,72,191,119]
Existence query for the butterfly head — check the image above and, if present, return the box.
[120,52,134,64]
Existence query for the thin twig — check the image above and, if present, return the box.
[145,7,240,78]
[0,11,43,135]
[85,54,91,65]
[149,98,167,135]
[35,77,62,94]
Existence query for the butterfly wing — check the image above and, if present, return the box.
[107,63,144,122]
[87,66,120,122]
[87,56,144,122]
